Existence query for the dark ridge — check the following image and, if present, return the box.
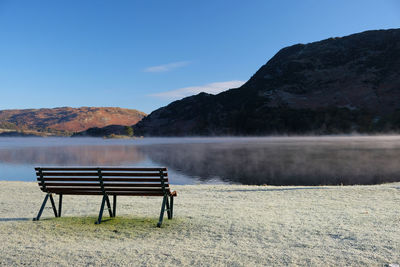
[133,28,400,136]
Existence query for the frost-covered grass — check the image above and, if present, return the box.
[0,181,399,266]
[35,216,181,240]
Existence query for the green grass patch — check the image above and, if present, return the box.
[34,216,181,240]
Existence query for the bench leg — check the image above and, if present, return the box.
[58,194,63,217]
[166,197,171,220]
[113,195,117,217]
[33,194,50,221]
[157,196,167,227]
[49,194,58,218]
[95,195,106,224]
[170,196,174,219]
[105,195,113,218]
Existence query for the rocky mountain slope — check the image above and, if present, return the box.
[0,107,146,135]
[134,28,400,136]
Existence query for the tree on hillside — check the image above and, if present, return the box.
[125,126,134,137]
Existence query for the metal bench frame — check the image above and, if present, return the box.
[33,167,176,227]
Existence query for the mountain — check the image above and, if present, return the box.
[0,107,146,136]
[133,28,400,136]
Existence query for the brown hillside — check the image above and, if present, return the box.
[0,107,146,133]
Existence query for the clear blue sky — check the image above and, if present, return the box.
[0,0,399,114]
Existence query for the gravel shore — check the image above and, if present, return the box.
[0,181,399,266]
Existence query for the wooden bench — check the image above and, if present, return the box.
[33,167,177,227]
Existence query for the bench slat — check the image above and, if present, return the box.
[43,183,168,187]
[45,187,164,192]
[102,173,168,177]
[45,188,102,192]
[35,167,167,171]
[37,177,99,181]
[36,172,167,177]
[37,178,169,182]
[47,192,165,196]
[46,189,165,196]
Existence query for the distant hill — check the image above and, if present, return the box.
[0,107,146,136]
[71,125,134,137]
[132,28,400,136]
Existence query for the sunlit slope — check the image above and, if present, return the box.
[0,107,146,135]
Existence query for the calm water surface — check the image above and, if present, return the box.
[1,136,400,185]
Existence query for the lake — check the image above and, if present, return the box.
[1,136,400,185]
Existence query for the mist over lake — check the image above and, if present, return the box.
[1,136,400,185]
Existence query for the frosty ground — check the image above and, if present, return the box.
[0,181,399,266]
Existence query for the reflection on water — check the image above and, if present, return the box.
[0,145,145,165]
[0,138,221,184]
[1,136,400,185]
[139,137,400,185]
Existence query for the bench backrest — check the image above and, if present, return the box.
[35,167,171,196]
